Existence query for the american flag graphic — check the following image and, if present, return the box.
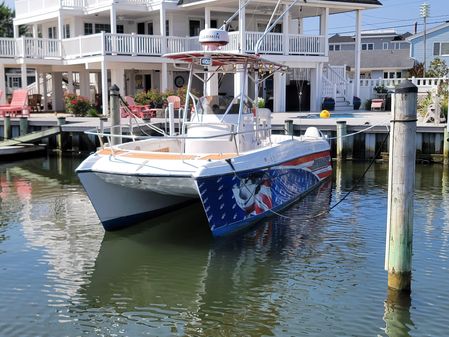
[197,151,331,236]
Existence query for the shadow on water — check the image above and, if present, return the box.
[76,180,334,336]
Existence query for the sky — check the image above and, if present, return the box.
[4,0,448,36]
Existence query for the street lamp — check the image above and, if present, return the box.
[420,2,430,76]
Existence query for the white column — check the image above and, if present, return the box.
[206,71,218,96]
[58,12,64,39]
[354,9,362,97]
[32,24,38,38]
[283,4,289,55]
[298,18,304,35]
[167,70,174,91]
[21,63,27,89]
[160,63,168,92]
[67,71,74,93]
[160,4,167,54]
[320,8,329,56]
[310,63,323,112]
[234,70,247,99]
[52,72,64,111]
[35,68,40,95]
[110,66,125,96]
[273,72,286,112]
[0,65,6,104]
[205,8,211,29]
[42,73,48,111]
[13,25,19,38]
[79,70,90,98]
[110,5,117,34]
[239,0,246,53]
[101,61,108,115]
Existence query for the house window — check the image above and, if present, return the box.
[361,43,374,50]
[166,20,169,36]
[147,22,153,35]
[95,24,111,33]
[434,42,440,56]
[433,42,449,55]
[189,20,201,37]
[9,77,21,88]
[329,44,340,51]
[48,26,56,39]
[383,42,388,50]
[211,20,217,29]
[84,23,93,35]
[117,25,124,34]
[63,24,70,38]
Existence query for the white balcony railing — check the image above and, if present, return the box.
[0,32,326,61]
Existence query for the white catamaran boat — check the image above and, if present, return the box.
[76,27,332,237]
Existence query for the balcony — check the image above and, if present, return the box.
[0,32,326,62]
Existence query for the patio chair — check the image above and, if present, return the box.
[0,89,30,117]
[370,98,384,111]
[123,96,156,119]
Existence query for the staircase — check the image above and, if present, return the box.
[322,65,354,110]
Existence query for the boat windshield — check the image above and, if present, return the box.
[197,95,241,115]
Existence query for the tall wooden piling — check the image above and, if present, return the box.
[336,120,347,161]
[109,84,121,146]
[285,119,293,136]
[385,80,417,292]
[3,115,11,139]
[19,117,28,136]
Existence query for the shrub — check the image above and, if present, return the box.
[64,93,93,116]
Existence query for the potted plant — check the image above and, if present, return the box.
[353,96,361,110]
[321,97,335,111]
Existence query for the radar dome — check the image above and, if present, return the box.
[199,29,229,51]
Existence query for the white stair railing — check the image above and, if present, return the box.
[323,65,352,103]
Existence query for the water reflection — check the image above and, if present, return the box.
[383,289,414,337]
[76,181,332,336]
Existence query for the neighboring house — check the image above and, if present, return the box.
[328,29,414,79]
[4,0,382,113]
[408,21,449,70]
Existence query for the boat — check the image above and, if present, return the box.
[76,27,332,237]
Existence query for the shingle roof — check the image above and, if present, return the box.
[329,34,354,43]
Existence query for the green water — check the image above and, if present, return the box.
[0,156,448,336]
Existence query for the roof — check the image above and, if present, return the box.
[178,0,382,7]
[408,21,449,41]
[329,31,411,43]
[329,34,354,43]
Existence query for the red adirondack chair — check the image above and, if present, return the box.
[0,90,30,117]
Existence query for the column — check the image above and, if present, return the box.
[160,63,168,92]
[206,71,218,96]
[205,8,211,29]
[0,65,5,104]
[110,66,125,96]
[320,8,329,56]
[354,9,362,97]
[283,4,289,55]
[58,12,64,39]
[160,4,167,54]
[310,63,323,112]
[67,71,74,93]
[298,18,304,35]
[32,24,38,38]
[13,25,19,38]
[52,72,65,111]
[35,68,40,95]
[234,70,247,100]
[273,72,286,112]
[110,5,117,35]
[42,72,48,111]
[239,0,246,53]
[79,69,90,98]
[101,61,108,115]
[21,63,27,89]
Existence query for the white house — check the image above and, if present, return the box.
[6,0,382,114]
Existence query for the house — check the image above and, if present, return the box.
[408,21,449,70]
[328,29,414,79]
[6,0,382,114]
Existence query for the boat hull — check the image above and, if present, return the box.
[78,171,195,230]
[196,151,331,236]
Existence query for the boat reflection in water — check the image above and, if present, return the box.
[77,180,332,336]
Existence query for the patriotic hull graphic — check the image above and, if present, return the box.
[196,152,332,236]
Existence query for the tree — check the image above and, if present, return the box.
[426,57,449,78]
[408,62,424,77]
[0,2,27,37]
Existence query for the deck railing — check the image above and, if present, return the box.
[0,32,326,60]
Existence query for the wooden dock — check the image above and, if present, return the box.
[0,111,447,162]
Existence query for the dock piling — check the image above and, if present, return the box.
[19,117,28,136]
[444,128,449,166]
[110,84,121,146]
[336,120,347,161]
[3,115,11,140]
[57,117,66,150]
[385,80,417,292]
[285,119,293,136]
